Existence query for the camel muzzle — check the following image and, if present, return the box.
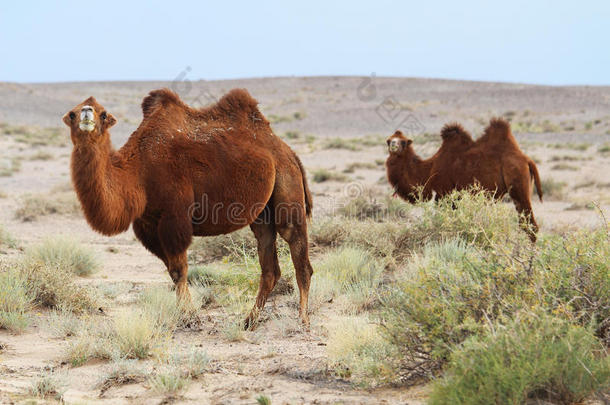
[79,106,96,132]
[389,140,399,152]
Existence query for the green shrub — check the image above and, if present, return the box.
[380,225,609,382]
[401,188,528,249]
[0,266,33,332]
[430,312,610,405]
[25,237,99,276]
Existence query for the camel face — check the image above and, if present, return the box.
[63,97,116,142]
[386,130,412,156]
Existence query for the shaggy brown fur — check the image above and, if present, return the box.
[63,88,314,328]
[386,118,543,241]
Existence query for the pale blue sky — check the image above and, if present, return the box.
[1,0,608,85]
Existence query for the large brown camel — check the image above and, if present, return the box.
[63,88,314,328]
[386,118,543,241]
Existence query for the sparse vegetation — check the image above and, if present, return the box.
[324,190,608,392]
[65,286,198,365]
[549,142,591,151]
[256,394,272,405]
[540,178,566,200]
[430,312,610,405]
[327,317,396,387]
[323,137,361,151]
[311,168,349,183]
[0,224,16,249]
[28,370,67,400]
[511,120,560,134]
[343,162,377,173]
[0,265,33,332]
[18,259,99,313]
[25,237,99,276]
[282,130,300,140]
[15,192,80,221]
[1,123,67,147]
[0,156,22,177]
[551,162,579,171]
[309,247,383,313]
[98,359,148,394]
[188,228,256,264]
[28,150,54,161]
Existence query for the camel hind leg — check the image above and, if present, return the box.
[244,205,281,330]
[505,164,539,242]
[277,219,313,327]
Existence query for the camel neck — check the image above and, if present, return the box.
[71,137,146,235]
[387,152,432,200]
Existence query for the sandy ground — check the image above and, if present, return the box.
[0,77,609,404]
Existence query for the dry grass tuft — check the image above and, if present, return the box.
[15,192,81,221]
[0,264,34,333]
[25,237,99,276]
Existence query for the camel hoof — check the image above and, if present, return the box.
[300,315,310,331]
[243,316,258,331]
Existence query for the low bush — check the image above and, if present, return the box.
[380,225,609,383]
[430,312,610,405]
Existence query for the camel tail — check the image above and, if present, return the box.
[141,88,185,119]
[295,155,313,218]
[528,158,543,202]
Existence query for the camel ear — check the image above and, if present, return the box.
[62,111,75,127]
[101,112,117,130]
[406,139,413,146]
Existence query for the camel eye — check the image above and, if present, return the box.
[100,111,107,120]
[400,140,406,147]
[69,111,76,120]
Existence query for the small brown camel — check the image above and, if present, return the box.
[63,88,314,328]
[386,118,543,241]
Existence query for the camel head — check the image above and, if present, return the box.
[386,130,413,156]
[62,97,116,144]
